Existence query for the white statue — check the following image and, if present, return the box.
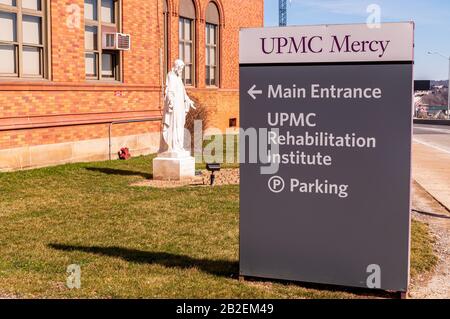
[161,59,196,153]
[153,60,196,180]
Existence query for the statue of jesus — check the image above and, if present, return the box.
[161,59,196,153]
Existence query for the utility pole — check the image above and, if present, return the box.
[279,0,287,26]
[444,56,450,118]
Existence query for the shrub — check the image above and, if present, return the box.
[185,97,211,149]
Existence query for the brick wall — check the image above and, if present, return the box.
[0,0,264,170]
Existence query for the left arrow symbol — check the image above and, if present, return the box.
[248,84,263,100]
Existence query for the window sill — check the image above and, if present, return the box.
[0,81,160,92]
[0,77,50,83]
[85,79,123,85]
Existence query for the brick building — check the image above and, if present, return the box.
[0,0,264,171]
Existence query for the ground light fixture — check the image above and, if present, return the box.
[206,163,221,186]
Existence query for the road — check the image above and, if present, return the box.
[413,124,450,154]
[412,123,450,210]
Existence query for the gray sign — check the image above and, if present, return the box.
[239,63,413,292]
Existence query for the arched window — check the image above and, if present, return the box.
[205,2,219,87]
[163,0,169,78]
[179,0,195,86]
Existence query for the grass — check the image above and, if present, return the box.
[0,139,438,298]
[410,220,438,278]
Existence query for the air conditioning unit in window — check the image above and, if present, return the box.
[102,33,131,51]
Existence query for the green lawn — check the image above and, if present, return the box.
[0,151,437,298]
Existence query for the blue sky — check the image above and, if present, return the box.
[264,0,450,80]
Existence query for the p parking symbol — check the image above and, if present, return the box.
[268,176,285,193]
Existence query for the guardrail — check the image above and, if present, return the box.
[413,119,450,126]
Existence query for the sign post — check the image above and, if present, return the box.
[239,23,414,292]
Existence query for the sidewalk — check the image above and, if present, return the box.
[412,142,450,211]
[410,181,450,299]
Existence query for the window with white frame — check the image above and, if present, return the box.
[163,0,169,80]
[179,0,196,86]
[205,2,219,87]
[205,23,217,86]
[179,17,194,86]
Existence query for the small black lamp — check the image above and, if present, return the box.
[206,163,221,186]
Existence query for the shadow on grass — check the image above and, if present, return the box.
[49,244,238,278]
[49,244,401,298]
[240,276,402,299]
[412,209,450,220]
[85,167,152,179]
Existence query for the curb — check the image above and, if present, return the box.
[413,179,450,213]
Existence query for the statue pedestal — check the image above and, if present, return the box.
[153,151,195,181]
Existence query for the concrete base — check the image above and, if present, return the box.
[153,151,195,181]
[0,132,161,172]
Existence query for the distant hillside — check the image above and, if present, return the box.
[431,80,449,87]
[421,88,448,106]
